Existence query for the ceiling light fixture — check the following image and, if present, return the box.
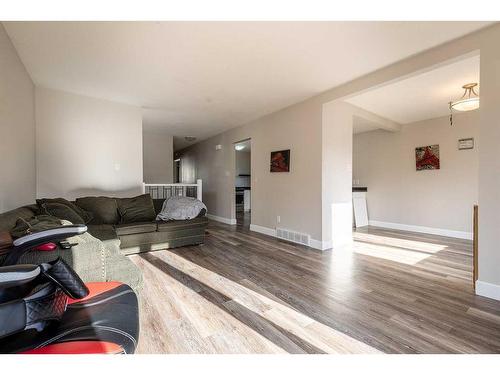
[234,144,245,151]
[449,83,479,126]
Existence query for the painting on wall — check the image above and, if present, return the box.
[415,144,440,171]
[270,149,290,172]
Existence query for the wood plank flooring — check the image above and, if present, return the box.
[130,221,500,354]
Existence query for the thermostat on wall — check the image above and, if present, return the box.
[458,138,474,150]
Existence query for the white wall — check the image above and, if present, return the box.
[143,130,173,183]
[322,101,355,249]
[178,97,324,241]
[0,24,35,212]
[353,111,479,237]
[35,87,143,199]
[477,29,500,294]
[178,100,391,247]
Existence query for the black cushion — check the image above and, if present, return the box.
[115,222,157,236]
[36,198,92,224]
[39,202,86,224]
[75,197,120,225]
[117,194,156,224]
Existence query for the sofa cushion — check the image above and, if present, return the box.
[157,216,209,232]
[87,224,119,242]
[76,197,119,225]
[115,222,157,236]
[39,202,87,224]
[117,194,156,224]
[104,254,143,291]
[36,198,92,224]
[10,215,63,239]
[0,206,37,233]
[152,199,164,215]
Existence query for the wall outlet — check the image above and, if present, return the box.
[277,215,280,223]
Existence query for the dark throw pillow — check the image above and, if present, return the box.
[75,196,120,225]
[10,215,63,239]
[36,198,92,224]
[117,194,156,223]
[40,202,86,224]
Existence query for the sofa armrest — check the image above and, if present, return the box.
[16,231,106,284]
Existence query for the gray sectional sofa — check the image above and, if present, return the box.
[0,194,208,291]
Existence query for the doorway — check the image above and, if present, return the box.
[234,139,251,228]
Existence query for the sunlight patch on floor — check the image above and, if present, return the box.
[353,232,447,254]
[352,241,434,265]
[147,251,380,354]
[133,255,286,354]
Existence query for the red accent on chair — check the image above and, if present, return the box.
[67,281,123,304]
[35,243,57,251]
[21,341,124,354]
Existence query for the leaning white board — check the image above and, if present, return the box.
[244,190,251,212]
[353,191,368,227]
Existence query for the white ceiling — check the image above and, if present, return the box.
[4,21,491,149]
[346,54,480,124]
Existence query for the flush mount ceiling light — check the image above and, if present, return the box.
[234,144,245,151]
[449,83,479,126]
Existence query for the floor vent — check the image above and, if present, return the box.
[276,227,310,246]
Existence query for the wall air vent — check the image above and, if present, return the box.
[276,227,310,246]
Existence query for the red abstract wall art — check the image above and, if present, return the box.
[415,144,440,171]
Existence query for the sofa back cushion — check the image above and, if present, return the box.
[117,194,156,224]
[75,197,120,225]
[39,202,88,224]
[36,198,92,224]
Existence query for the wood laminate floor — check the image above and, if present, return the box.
[130,221,500,354]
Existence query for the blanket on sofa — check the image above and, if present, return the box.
[156,196,207,221]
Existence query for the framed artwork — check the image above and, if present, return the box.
[415,144,440,171]
[270,149,290,172]
[458,138,474,150]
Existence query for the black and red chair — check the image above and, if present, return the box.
[0,225,139,354]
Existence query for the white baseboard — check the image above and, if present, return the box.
[249,224,276,237]
[207,214,236,225]
[368,220,472,240]
[310,239,332,251]
[476,280,500,301]
[250,224,329,251]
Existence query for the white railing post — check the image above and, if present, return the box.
[196,179,203,201]
[142,182,146,194]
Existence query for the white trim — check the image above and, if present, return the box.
[368,220,472,240]
[476,280,500,301]
[207,214,236,225]
[250,224,330,251]
[249,224,276,237]
[310,239,332,251]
